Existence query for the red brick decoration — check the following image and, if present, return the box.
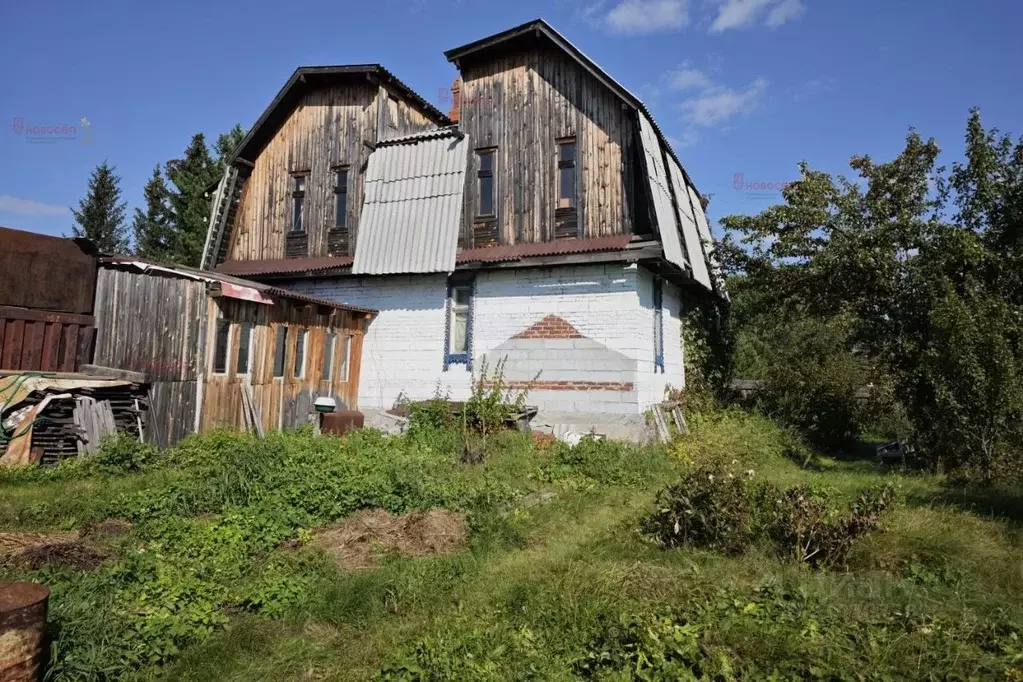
[498,380,634,392]
[512,315,584,340]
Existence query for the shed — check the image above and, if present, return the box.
[93,259,374,446]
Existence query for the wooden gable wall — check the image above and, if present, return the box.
[228,83,438,262]
[457,47,639,246]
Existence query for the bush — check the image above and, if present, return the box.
[643,463,896,568]
[89,434,161,475]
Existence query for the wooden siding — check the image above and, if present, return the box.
[457,48,637,246]
[92,267,206,446]
[199,296,366,434]
[228,83,437,262]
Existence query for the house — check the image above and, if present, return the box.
[203,19,723,436]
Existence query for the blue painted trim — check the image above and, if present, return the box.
[443,278,475,371]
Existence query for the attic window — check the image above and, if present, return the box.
[557,139,577,209]
[334,168,349,230]
[291,175,306,233]
[476,149,495,218]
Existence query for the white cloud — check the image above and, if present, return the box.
[603,0,690,34]
[708,0,805,32]
[666,61,712,91]
[681,77,768,125]
[0,195,69,217]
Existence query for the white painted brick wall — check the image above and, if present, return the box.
[287,263,681,414]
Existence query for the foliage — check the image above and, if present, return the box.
[677,298,733,413]
[131,165,174,260]
[87,434,162,476]
[71,160,129,253]
[719,110,1023,481]
[642,462,895,568]
[460,356,534,463]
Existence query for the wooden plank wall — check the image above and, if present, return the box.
[92,267,207,446]
[0,306,95,373]
[458,48,637,246]
[199,296,366,435]
[228,83,438,262]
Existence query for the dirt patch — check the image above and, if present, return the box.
[313,508,468,571]
[83,518,133,538]
[0,531,108,571]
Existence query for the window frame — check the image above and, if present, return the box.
[475,148,496,219]
[211,316,231,375]
[333,166,349,230]
[236,320,254,376]
[322,330,336,382]
[443,278,474,370]
[557,137,578,211]
[293,328,306,379]
[291,173,307,233]
[340,334,352,382]
[653,277,665,373]
[273,326,288,378]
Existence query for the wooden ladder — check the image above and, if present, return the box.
[201,165,239,271]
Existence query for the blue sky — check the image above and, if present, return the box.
[2,0,1021,240]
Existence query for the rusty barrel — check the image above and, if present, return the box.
[0,583,49,682]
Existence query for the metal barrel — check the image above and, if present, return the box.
[0,583,50,682]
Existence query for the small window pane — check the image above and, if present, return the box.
[479,176,494,215]
[452,310,468,353]
[559,166,576,206]
[213,319,230,374]
[453,286,471,307]
[322,332,335,381]
[273,327,288,377]
[293,196,304,232]
[559,142,576,162]
[237,322,253,374]
[294,329,306,378]
[478,152,493,172]
[340,335,352,382]
[335,170,348,229]
[295,176,305,192]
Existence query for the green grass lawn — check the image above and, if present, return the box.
[2,411,1022,680]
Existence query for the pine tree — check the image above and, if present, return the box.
[71,160,129,254]
[131,166,173,260]
[165,133,219,267]
[215,124,246,169]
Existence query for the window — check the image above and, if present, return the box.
[557,139,577,209]
[236,321,253,375]
[322,331,336,381]
[653,278,664,373]
[273,326,288,377]
[340,334,352,381]
[291,175,306,233]
[476,149,495,217]
[333,168,349,229]
[444,280,473,370]
[294,329,306,378]
[212,318,231,374]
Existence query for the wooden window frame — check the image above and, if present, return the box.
[236,321,254,376]
[443,276,474,371]
[291,173,308,234]
[211,316,231,375]
[557,137,578,210]
[475,148,496,219]
[322,330,336,382]
[333,166,349,230]
[340,334,352,382]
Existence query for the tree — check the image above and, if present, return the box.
[215,124,246,169]
[165,133,219,266]
[131,166,174,260]
[71,160,129,253]
[720,112,1023,481]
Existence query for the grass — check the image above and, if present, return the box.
[2,410,1022,680]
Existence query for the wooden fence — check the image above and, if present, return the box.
[0,305,95,373]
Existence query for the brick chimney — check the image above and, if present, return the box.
[448,78,461,123]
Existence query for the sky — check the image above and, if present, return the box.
[2,0,1021,240]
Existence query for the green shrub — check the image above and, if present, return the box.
[88,434,161,475]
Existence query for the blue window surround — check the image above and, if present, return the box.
[653,277,665,373]
[443,278,475,371]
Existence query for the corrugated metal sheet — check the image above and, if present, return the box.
[455,234,634,264]
[353,129,468,275]
[215,256,353,277]
[638,115,686,273]
[667,160,712,290]
[686,184,724,294]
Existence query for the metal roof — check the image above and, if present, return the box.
[228,65,452,166]
[215,256,353,278]
[100,257,375,315]
[667,158,712,290]
[352,127,469,275]
[455,234,634,265]
[637,115,687,274]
